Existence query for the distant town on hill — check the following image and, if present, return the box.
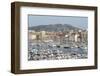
[28,24,85,32]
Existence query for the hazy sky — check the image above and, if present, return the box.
[28,15,88,29]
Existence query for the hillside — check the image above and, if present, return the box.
[28,24,83,32]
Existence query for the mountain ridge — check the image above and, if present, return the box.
[28,24,83,32]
